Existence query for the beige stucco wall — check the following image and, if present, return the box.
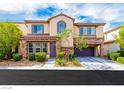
[17,23,29,36]
[73,26,79,38]
[73,25,104,38]
[49,15,74,36]
[49,15,74,47]
[96,26,103,38]
[103,43,120,55]
[103,27,120,56]
[104,29,119,41]
[17,23,49,36]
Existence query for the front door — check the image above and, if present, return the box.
[50,42,56,57]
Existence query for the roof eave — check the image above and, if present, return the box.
[74,23,106,26]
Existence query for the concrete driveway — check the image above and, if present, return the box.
[78,57,124,70]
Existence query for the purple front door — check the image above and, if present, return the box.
[50,42,56,57]
[74,47,94,57]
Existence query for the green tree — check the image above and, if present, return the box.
[0,22,22,58]
[115,25,124,49]
[57,29,72,39]
[57,29,73,60]
[56,29,88,60]
[75,36,88,50]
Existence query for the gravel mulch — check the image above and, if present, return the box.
[0,59,45,67]
[55,61,83,67]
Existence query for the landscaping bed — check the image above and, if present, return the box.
[107,50,124,64]
[55,52,83,67]
[55,61,82,67]
[0,52,48,67]
[0,59,45,67]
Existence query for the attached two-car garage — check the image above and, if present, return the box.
[74,47,95,57]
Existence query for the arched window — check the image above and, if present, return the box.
[57,21,66,33]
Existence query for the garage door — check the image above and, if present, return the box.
[74,47,94,57]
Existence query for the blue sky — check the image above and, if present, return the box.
[0,3,124,30]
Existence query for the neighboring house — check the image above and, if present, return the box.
[17,13,106,58]
[103,27,120,56]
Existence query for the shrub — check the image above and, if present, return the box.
[109,52,120,61]
[57,52,65,59]
[117,57,124,64]
[55,58,66,66]
[0,53,5,61]
[28,53,35,61]
[107,52,110,59]
[69,54,75,61]
[12,53,21,61]
[35,52,47,62]
[72,58,80,66]
[120,50,124,57]
[117,50,121,53]
[11,52,17,59]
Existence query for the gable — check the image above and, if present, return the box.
[48,13,75,21]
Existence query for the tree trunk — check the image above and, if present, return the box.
[5,49,12,59]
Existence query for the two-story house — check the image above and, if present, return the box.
[17,13,105,59]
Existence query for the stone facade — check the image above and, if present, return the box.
[61,47,74,55]
[19,40,27,59]
[20,35,58,58]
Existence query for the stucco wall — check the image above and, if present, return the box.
[49,15,74,35]
[73,25,104,38]
[73,26,79,38]
[17,23,49,35]
[96,26,103,38]
[49,15,74,47]
[17,23,29,36]
[103,27,120,55]
[104,29,119,41]
[103,43,120,55]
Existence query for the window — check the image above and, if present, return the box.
[79,27,84,35]
[36,48,40,52]
[32,25,44,34]
[57,21,66,33]
[35,43,41,52]
[28,42,48,54]
[87,27,92,35]
[79,27,87,35]
[42,43,47,52]
[28,43,33,53]
[79,27,96,35]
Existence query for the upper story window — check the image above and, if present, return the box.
[57,21,66,33]
[79,27,96,36]
[32,24,44,34]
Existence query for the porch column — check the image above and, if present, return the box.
[56,40,61,55]
[19,40,28,59]
[47,42,50,58]
[94,46,98,56]
[100,43,104,57]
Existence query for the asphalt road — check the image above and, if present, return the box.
[0,70,124,85]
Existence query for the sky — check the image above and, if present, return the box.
[0,3,124,30]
